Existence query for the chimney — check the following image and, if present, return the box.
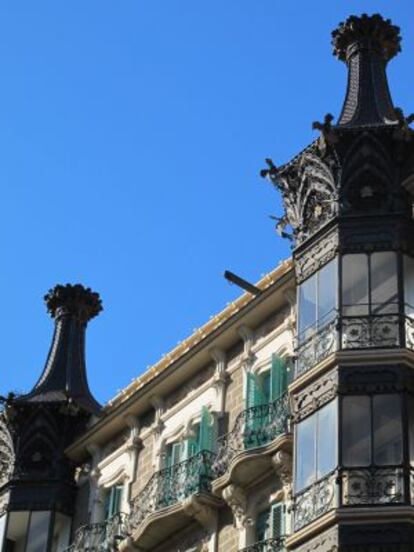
[332,14,401,127]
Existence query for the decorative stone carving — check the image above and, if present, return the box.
[272,451,292,500]
[222,484,252,529]
[292,526,338,552]
[295,232,338,283]
[292,369,338,422]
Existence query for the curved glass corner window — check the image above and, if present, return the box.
[404,255,414,317]
[298,258,337,342]
[342,394,403,467]
[295,399,337,493]
[342,252,398,316]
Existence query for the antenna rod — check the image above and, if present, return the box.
[224,271,262,296]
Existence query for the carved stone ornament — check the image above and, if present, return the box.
[292,369,338,423]
[222,484,252,530]
[0,411,14,488]
[295,231,339,283]
[272,451,293,499]
[293,525,338,552]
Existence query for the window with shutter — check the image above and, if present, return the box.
[270,502,284,539]
[256,508,271,542]
[271,355,289,401]
[199,406,216,452]
[186,423,200,458]
[104,485,123,520]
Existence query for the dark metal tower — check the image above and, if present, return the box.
[0,284,102,551]
[263,13,414,552]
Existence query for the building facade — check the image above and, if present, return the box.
[2,12,414,552]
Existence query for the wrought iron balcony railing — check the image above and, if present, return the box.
[213,393,290,478]
[341,466,406,506]
[239,537,285,552]
[295,308,414,378]
[127,450,216,533]
[64,512,128,552]
[293,471,337,532]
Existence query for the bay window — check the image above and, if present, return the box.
[298,259,337,341]
[342,394,403,467]
[295,400,337,493]
[404,255,414,317]
[342,252,398,316]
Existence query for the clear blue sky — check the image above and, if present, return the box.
[1,1,413,403]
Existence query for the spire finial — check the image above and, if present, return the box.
[44,283,102,323]
[332,14,401,127]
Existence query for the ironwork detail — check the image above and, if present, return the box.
[341,315,400,349]
[212,394,290,478]
[293,472,337,531]
[405,316,414,350]
[64,512,128,552]
[0,410,14,489]
[342,467,405,505]
[295,232,339,284]
[296,319,338,377]
[128,450,216,533]
[240,538,285,552]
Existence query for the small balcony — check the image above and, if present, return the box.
[64,512,128,552]
[212,393,291,491]
[240,537,285,551]
[123,450,220,550]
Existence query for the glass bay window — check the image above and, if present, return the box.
[298,258,337,342]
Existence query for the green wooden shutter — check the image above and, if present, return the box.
[198,406,216,452]
[104,485,123,519]
[271,503,284,538]
[186,424,200,458]
[271,355,288,401]
[256,509,271,542]
[246,372,266,407]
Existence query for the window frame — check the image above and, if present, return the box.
[341,251,399,317]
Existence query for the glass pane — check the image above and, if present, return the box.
[342,396,371,466]
[371,252,398,314]
[317,259,337,326]
[26,511,51,552]
[0,515,6,551]
[373,394,403,465]
[342,254,369,316]
[298,274,317,340]
[408,395,414,467]
[317,400,337,478]
[404,255,414,316]
[295,414,316,492]
[5,511,30,551]
[256,509,270,542]
[51,513,71,552]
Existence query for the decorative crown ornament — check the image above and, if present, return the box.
[44,283,102,322]
[332,13,401,62]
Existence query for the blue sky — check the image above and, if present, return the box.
[0,1,413,403]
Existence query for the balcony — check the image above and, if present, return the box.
[295,309,414,378]
[64,512,128,552]
[122,450,221,550]
[240,537,285,551]
[212,393,290,491]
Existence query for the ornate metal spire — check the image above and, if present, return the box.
[332,14,401,127]
[21,284,102,414]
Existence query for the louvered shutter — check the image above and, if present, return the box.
[246,371,266,407]
[186,424,200,458]
[199,406,216,452]
[104,485,123,520]
[271,503,285,538]
[270,355,288,401]
[256,509,270,542]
